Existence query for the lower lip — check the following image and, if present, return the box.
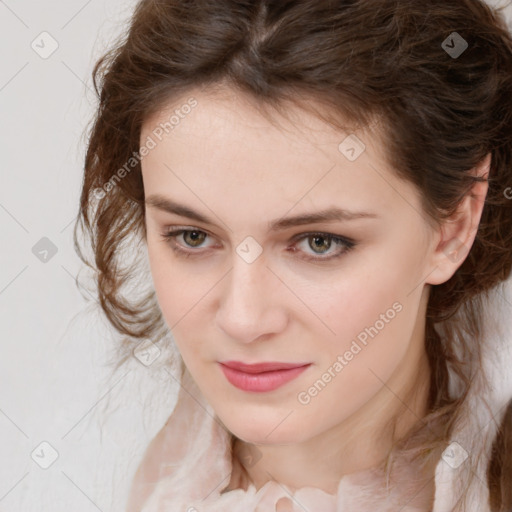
[219,363,311,392]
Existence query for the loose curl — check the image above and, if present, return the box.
[74,0,512,509]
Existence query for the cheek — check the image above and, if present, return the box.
[295,300,418,438]
[146,238,224,370]
[317,250,419,347]
[146,239,203,328]
[314,280,412,381]
[308,245,424,392]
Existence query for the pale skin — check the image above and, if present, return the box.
[136,86,490,503]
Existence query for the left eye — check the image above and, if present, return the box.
[289,232,355,261]
[160,228,355,261]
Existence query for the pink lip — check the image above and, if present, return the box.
[219,361,311,392]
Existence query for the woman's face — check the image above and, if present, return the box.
[140,87,440,445]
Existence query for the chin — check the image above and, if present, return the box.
[221,415,310,445]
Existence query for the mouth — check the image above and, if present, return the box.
[218,361,312,392]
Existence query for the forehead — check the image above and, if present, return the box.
[142,86,368,156]
[140,87,424,229]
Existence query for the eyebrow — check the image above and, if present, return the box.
[145,194,379,231]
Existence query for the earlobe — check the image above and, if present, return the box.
[426,153,491,286]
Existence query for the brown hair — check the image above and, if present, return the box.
[74,0,512,509]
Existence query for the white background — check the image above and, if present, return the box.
[1,1,511,511]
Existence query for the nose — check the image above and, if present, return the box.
[214,252,288,344]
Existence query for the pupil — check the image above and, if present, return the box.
[186,231,204,246]
[311,235,330,253]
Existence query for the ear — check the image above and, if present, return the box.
[426,154,491,286]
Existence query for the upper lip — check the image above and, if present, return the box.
[219,361,311,374]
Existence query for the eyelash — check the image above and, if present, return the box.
[160,227,356,262]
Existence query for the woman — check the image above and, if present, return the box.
[74,0,512,510]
